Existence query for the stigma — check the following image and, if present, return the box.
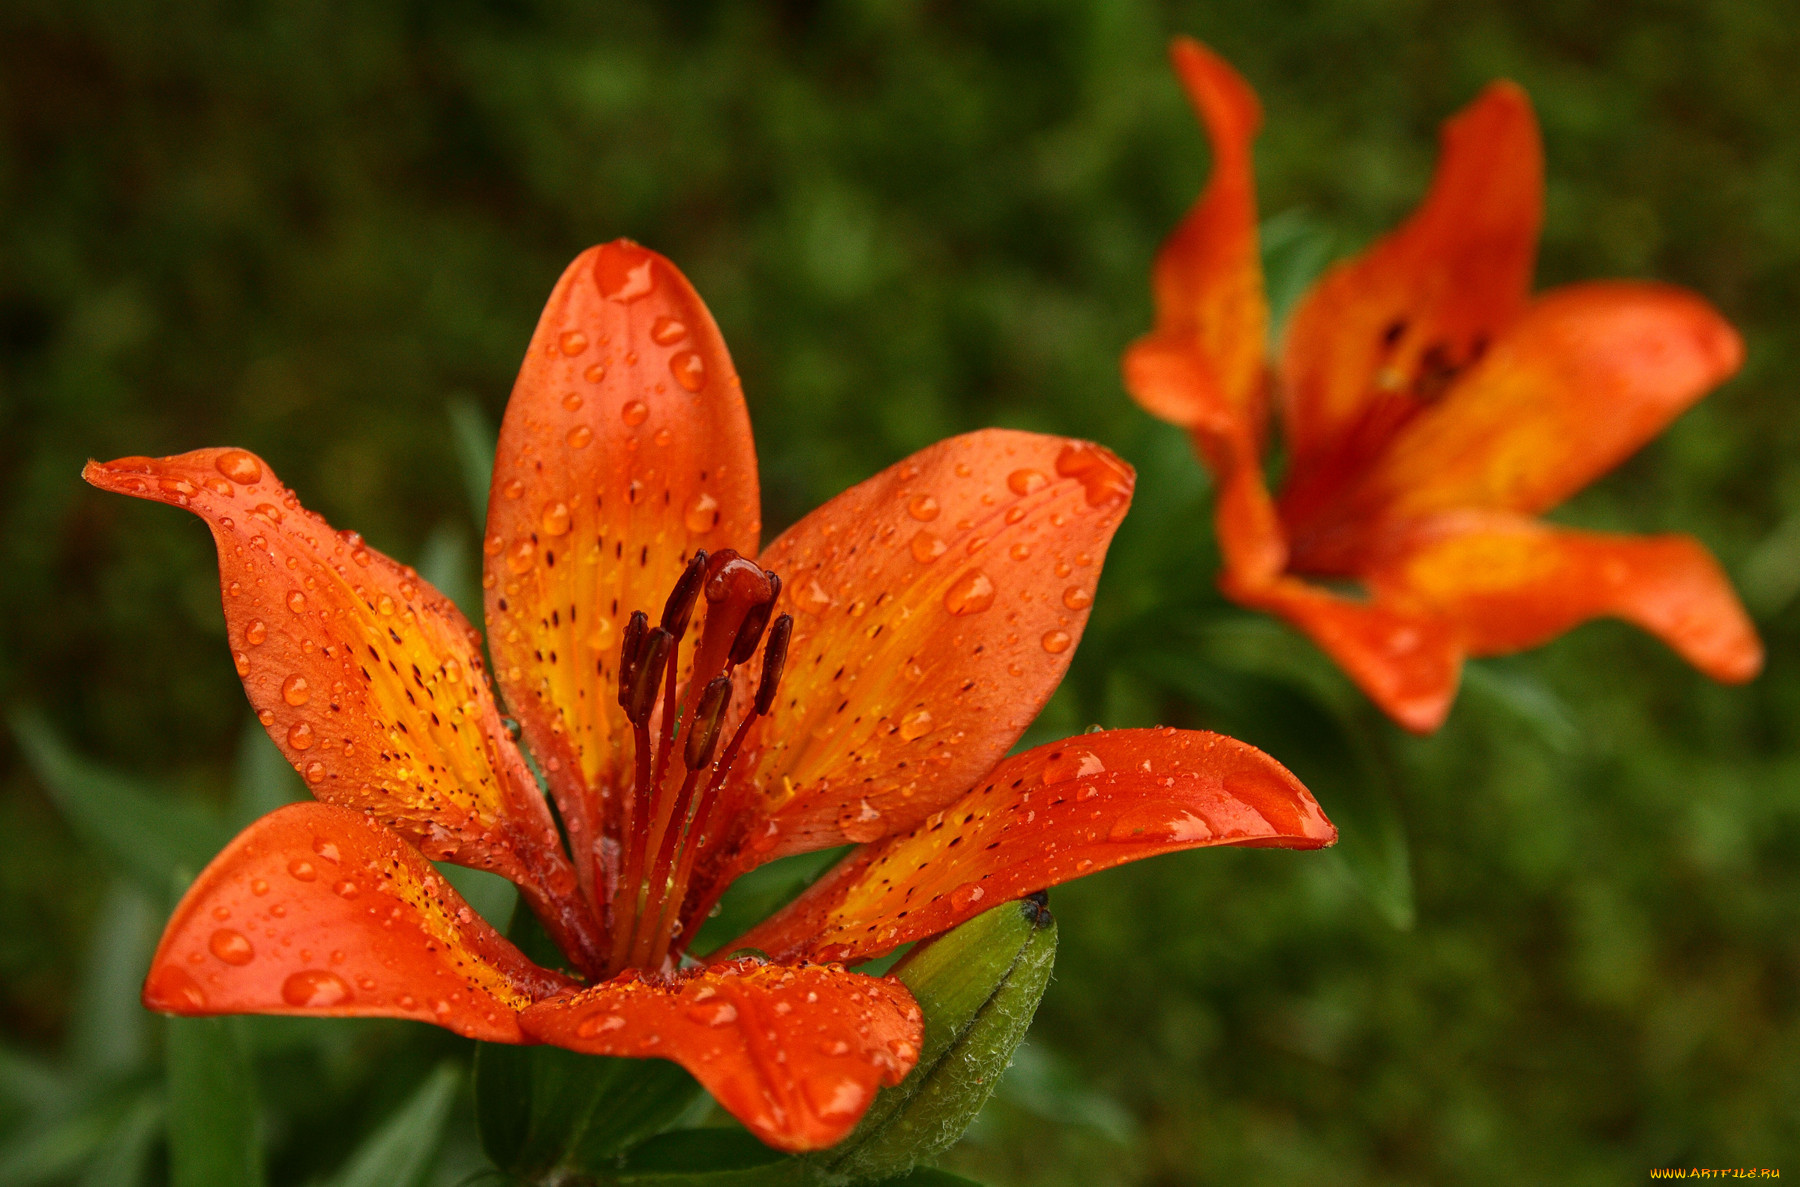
[607,549,791,975]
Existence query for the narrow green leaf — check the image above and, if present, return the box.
[863,1171,987,1187]
[1462,659,1581,754]
[230,717,306,831]
[447,397,497,529]
[75,1092,162,1187]
[166,1017,262,1187]
[613,1128,803,1184]
[417,521,481,625]
[0,1046,67,1113]
[71,880,158,1078]
[12,709,228,893]
[0,1105,116,1186]
[328,1063,460,1187]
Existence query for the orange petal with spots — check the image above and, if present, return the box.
[518,958,920,1152]
[1223,571,1463,735]
[1124,37,1268,435]
[484,241,760,906]
[1278,81,1541,536]
[735,430,1132,862]
[731,728,1333,965]
[82,450,603,975]
[1365,510,1762,681]
[141,803,572,1042]
[1302,283,1745,567]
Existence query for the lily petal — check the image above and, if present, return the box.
[518,958,921,1153]
[1278,81,1541,534]
[484,241,760,905]
[1222,572,1463,735]
[142,802,571,1042]
[83,451,602,969]
[738,430,1133,861]
[730,728,1334,965]
[1365,510,1763,681]
[1320,283,1745,556]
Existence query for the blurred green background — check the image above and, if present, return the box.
[4,0,1800,1183]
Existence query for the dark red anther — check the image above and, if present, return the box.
[660,550,708,640]
[623,627,673,727]
[684,675,733,771]
[754,614,792,716]
[616,609,649,709]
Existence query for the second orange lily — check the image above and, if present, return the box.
[87,240,1334,1152]
[1125,38,1763,733]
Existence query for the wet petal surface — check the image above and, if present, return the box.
[142,803,571,1042]
[519,958,921,1152]
[731,728,1333,965]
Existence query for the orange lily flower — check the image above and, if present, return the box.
[85,240,1335,1152]
[1124,39,1763,734]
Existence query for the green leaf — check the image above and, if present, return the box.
[823,898,1057,1183]
[1461,659,1581,754]
[166,1017,262,1187]
[690,846,849,956]
[230,718,306,832]
[0,1103,118,1187]
[417,521,481,625]
[75,1092,162,1187]
[862,1171,987,1187]
[613,1127,804,1184]
[12,709,228,894]
[326,1062,460,1187]
[70,880,158,1078]
[447,397,497,529]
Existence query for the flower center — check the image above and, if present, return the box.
[607,549,791,975]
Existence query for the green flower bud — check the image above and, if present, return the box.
[816,894,1058,1183]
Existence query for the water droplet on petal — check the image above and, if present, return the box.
[1054,442,1133,508]
[684,492,720,534]
[907,494,939,521]
[245,620,268,645]
[304,761,325,784]
[541,501,571,536]
[899,709,933,741]
[565,424,593,448]
[837,799,885,843]
[910,531,946,563]
[257,709,275,727]
[670,351,706,392]
[210,928,254,965]
[1063,586,1093,610]
[1044,749,1106,783]
[622,399,649,426]
[233,651,250,676]
[215,450,262,484]
[506,540,536,574]
[288,859,317,881]
[584,363,607,383]
[1007,468,1048,496]
[559,331,588,356]
[687,1000,739,1027]
[288,722,315,750]
[949,883,985,911]
[562,391,584,411]
[282,675,310,706]
[577,1012,627,1039]
[333,879,359,899]
[1009,543,1031,560]
[282,969,352,1007]
[595,242,657,302]
[805,1077,868,1121]
[818,1038,851,1057]
[651,315,688,345]
[286,591,306,614]
[1107,805,1214,844]
[1041,630,1071,654]
[943,570,995,616]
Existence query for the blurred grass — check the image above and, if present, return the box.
[3,0,1799,1183]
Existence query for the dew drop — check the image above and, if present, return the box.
[651,315,688,345]
[251,878,270,895]
[1007,468,1048,496]
[1062,586,1093,610]
[288,722,315,750]
[286,591,306,614]
[684,492,720,534]
[669,351,706,392]
[245,625,267,654]
[304,761,325,784]
[215,450,263,485]
[257,709,275,727]
[204,476,234,496]
[653,427,673,447]
[233,651,250,676]
[506,540,536,574]
[565,424,593,449]
[1107,805,1214,844]
[281,969,351,1008]
[149,967,208,1009]
[687,1000,739,1027]
[818,1038,851,1057]
[595,243,657,302]
[949,883,985,911]
[1041,630,1071,654]
[333,879,360,899]
[1054,442,1133,508]
[541,501,572,536]
[907,494,940,521]
[837,799,885,843]
[1010,543,1031,561]
[561,391,584,411]
[1044,748,1106,784]
[899,709,933,741]
[943,570,995,616]
[621,399,649,426]
[289,859,317,882]
[558,331,588,356]
[577,1012,627,1039]
[910,531,946,563]
[584,363,607,383]
[282,675,311,706]
[210,928,255,965]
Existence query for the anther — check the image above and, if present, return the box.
[661,551,708,639]
[684,675,733,771]
[623,627,673,727]
[729,571,781,667]
[617,610,649,708]
[754,614,792,716]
